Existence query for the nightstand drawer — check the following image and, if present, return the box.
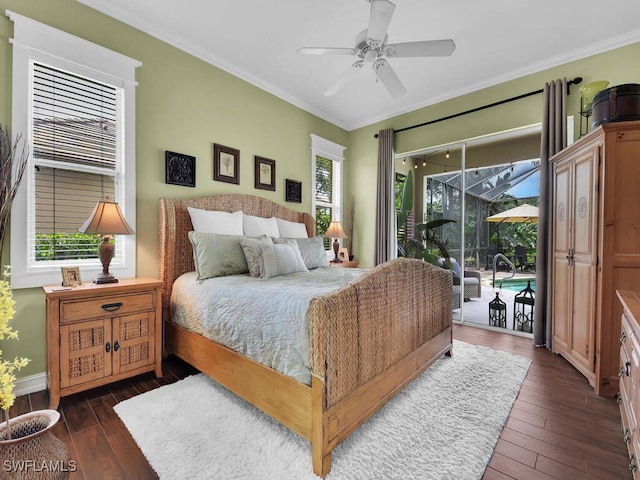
[60,292,156,323]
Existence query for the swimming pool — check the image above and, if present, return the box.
[495,278,535,292]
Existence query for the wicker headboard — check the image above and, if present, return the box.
[158,194,315,312]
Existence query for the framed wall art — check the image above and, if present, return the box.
[165,151,196,187]
[285,179,302,203]
[213,143,240,184]
[254,156,276,191]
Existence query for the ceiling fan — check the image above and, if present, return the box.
[297,0,455,98]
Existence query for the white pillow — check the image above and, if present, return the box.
[187,207,243,235]
[274,236,327,269]
[276,218,308,238]
[259,242,308,279]
[243,213,279,237]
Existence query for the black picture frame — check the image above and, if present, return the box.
[165,151,196,187]
[213,143,240,184]
[285,179,302,203]
[254,156,276,191]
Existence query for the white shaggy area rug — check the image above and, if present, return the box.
[114,340,531,480]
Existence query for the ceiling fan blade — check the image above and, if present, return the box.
[297,47,360,56]
[385,39,456,58]
[324,60,365,96]
[367,0,395,47]
[374,59,406,98]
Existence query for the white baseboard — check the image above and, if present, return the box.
[15,372,47,397]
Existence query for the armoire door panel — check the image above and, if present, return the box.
[553,164,571,255]
[571,260,596,372]
[572,150,597,258]
[552,257,570,352]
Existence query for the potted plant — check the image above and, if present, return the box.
[0,125,72,475]
[0,125,30,432]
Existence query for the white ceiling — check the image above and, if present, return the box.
[77,0,640,131]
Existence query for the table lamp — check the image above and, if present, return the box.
[78,199,134,284]
[323,220,347,263]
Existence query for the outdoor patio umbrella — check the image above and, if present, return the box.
[485,203,539,224]
[485,203,538,254]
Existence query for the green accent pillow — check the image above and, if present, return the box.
[188,232,249,280]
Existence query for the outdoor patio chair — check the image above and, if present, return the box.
[514,245,535,271]
[485,246,510,271]
[439,257,481,309]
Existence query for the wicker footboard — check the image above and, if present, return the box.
[308,258,453,475]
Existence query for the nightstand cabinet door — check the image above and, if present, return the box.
[113,311,156,374]
[60,318,112,388]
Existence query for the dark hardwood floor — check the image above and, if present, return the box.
[10,324,631,479]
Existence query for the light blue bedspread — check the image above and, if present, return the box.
[170,267,366,385]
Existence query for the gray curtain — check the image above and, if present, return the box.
[374,128,396,265]
[534,78,567,348]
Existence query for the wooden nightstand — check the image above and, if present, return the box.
[43,277,163,410]
[330,261,359,268]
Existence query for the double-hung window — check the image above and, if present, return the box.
[8,11,141,288]
[310,134,346,248]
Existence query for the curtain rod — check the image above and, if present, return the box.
[373,76,583,138]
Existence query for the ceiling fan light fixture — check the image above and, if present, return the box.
[297,0,455,98]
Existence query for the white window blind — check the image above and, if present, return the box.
[31,62,121,262]
[33,63,118,169]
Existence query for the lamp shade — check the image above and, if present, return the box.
[78,200,135,235]
[78,200,134,284]
[323,220,346,239]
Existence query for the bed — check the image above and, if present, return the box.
[159,194,452,477]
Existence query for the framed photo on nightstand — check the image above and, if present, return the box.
[61,266,81,287]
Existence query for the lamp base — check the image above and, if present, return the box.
[94,273,119,284]
[96,235,118,284]
[331,237,342,263]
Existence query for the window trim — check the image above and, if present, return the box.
[8,11,141,288]
[310,134,346,225]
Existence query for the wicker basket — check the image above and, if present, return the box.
[0,410,71,479]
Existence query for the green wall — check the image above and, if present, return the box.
[0,0,347,378]
[1,0,639,380]
[345,42,640,267]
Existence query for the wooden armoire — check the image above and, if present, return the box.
[552,120,640,396]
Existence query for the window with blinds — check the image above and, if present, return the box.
[314,155,342,248]
[31,62,122,262]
